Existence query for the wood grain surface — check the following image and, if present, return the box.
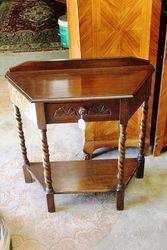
[7,57,154,212]
[6,58,154,103]
[153,27,167,156]
[27,158,137,194]
[67,0,162,157]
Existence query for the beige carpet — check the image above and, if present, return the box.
[1,155,167,250]
[0,50,68,75]
[1,77,167,250]
[0,157,118,250]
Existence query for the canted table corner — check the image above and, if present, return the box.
[6,57,154,213]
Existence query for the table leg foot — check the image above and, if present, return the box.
[136,154,145,178]
[23,164,34,183]
[116,185,124,210]
[83,152,91,160]
[46,193,55,213]
[83,142,94,160]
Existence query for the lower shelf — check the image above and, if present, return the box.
[27,158,137,194]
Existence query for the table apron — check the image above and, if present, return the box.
[44,100,120,124]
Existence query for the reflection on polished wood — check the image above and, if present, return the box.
[27,159,137,194]
[6,58,153,103]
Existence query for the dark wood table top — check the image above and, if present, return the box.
[6,58,154,103]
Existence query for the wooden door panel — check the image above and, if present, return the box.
[77,0,152,59]
[68,0,161,156]
[153,36,167,156]
[82,0,152,155]
[99,0,145,57]
[77,0,94,57]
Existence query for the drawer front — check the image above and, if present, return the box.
[45,100,119,124]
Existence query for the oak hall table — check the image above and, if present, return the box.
[6,57,154,213]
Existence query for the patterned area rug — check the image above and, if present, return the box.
[0,0,63,52]
[0,157,118,250]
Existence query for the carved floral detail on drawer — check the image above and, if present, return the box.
[88,104,112,115]
[53,104,112,118]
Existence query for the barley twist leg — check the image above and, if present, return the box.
[136,99,148,178]
[13,105,33,183]
[40,129,55,212]
[116,123,127,210]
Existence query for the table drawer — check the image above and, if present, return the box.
[45,100,119,124]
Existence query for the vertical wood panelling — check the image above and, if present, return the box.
[78,0,94,57]
[148,0,162,142]
[67,0,81,58]
[153,31,167,156]
[68,0,161,156]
